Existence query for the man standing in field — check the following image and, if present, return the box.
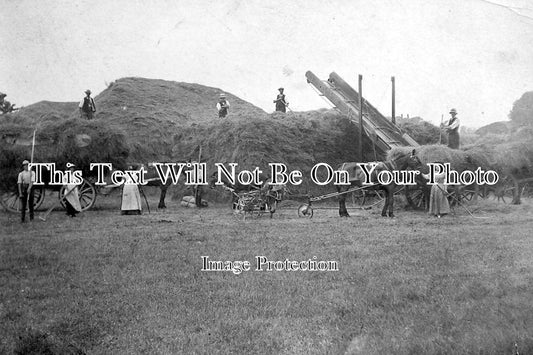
[79,89,96,120]
[442,108,460,149]
[216,93,230,119]
[273,87,288,113]
[18,160,35,223]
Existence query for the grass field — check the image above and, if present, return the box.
[1,194,533,354]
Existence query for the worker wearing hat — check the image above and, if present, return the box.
[274,87,288,113]
[216,93,230,118]
[79,89,96,120]
[17,159,35,222]
[442,108,460,149]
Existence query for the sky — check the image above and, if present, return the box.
[2,0,533,128]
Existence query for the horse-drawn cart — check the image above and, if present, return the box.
[222,186,280,220]
[296,183,419,218]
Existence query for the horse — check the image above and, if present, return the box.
[335,149,425,217]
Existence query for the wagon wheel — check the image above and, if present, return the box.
[59,178,97,211]
[0,185,45,213]
[233,195,256,221]
[459,186,477,201]
[405,184,428,210]
[298,204,313,218]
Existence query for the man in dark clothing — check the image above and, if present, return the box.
[442,108,460,149]
[274,87,288,113]
[216,93,230,118]
[79,89,96,120]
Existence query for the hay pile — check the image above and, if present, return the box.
[0,119,129,190]
[396,116,441,145]
[463,133,533,179]
[94,77,268,125]
[388,145,491,174]
[0,77,377,196]
[1,101,78,126]
[172,112,375,171]
[475,121,510,136]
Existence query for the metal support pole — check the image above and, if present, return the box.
[358,75,363,162]
[391,76,396,125]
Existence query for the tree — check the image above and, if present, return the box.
[509,91,533,127]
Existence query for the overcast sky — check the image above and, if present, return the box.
[2,0,533,127]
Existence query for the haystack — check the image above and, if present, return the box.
[0,119,130,190]
[387,145,491,174]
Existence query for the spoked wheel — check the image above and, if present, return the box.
[0,186,45,213]
[59,178,97,211]
[298,204,313,218]
[233,195,258,221]
[405,184,428,210]
[460,187,477,201]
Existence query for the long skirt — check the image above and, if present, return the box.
[121,184,142,215]
[428,184,450,216]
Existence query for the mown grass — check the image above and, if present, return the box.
[1,197,533,354]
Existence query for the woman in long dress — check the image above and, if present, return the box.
[423,163,451,218]
[64,164,81,217]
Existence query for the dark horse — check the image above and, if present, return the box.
[336,149,424,217]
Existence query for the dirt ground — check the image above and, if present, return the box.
[1,195,533,354]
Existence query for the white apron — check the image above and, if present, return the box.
[64,183,82,212]
[121,183,142,213]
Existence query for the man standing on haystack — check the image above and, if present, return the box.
[79,89,96,120]
[442,108,460,149]
[18,160,35,222]
[273,87,288,113]
[216,93,230,118]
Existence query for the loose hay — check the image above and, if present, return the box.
[388,144,490,173]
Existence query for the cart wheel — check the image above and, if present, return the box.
[59,178,97,211]
[405,184,427,210]
[298,204,313,218]
[0,186,45,213]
